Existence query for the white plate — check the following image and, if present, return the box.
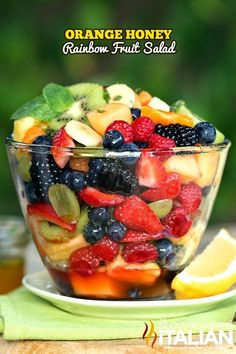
[23,271,236,320]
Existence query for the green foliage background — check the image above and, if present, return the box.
[0,0,236,223]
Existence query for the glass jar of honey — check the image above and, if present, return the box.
[0,216,29,294]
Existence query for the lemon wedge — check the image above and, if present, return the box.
[171,229,236,299]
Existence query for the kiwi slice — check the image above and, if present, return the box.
[67,83,106,111]
[17,154,32,182]
[48,116,72,131]
[77,207,89,233]
[48,83,106,131]
[39,221,72,242]
[48,184,80,224]
[149,199,173,219]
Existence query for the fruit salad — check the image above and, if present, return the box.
[6,82,230,299]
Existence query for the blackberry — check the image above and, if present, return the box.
[24,182,40,203]
[86,159,138,195]
[155,124,199,147]
[30,136,62,201]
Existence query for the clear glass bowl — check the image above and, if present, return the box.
[5,138,230,300]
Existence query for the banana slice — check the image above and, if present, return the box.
[65,120,102,146]
[106,84,135,108]
[148,97,170,112]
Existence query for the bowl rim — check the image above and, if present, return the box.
[5,137,231,157]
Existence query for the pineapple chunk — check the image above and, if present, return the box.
[195,152,219,187]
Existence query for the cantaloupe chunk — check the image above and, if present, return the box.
[107,256,161,286]
[108,266,160,286]
[164,155,201,183]
[87,103,132,135]
[70,271,128,298]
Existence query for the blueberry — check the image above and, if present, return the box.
[195,122,216,144]
[133,141,148,149]
[131,108,141,120]
[120,143,140,167]
[24,182,40,203]
[88,207,110,226]
[165,253,177,271]
[202,185,211,196]
[107,221,126,241]
[103,130,124,150]
[155,238,175,266]
[60,170,71,184]
[65,171,85,192]
[128,287,141,299]
[31,135,52,154]
[83,223,105,244]
[33,135,51,145]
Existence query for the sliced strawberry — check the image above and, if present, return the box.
[114,195,163,234]
[27,203,76,231]
[122,242,158,263]
[135,155,167,188]
[92,236,119,261]
[122,230,163,243]
[141,173,180,202]
[52,128,75,168]
[79,187,125,207]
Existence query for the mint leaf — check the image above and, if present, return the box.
[43,83,74,113]
[113,95,122,101]
[103,89,110,103]
[11,96,57,121]
[30,103,58,121]
[134,88,142,94]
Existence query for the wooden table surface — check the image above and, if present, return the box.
[0,337,235,353]
[1,224,236,353]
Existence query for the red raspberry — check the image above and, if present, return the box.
[162,207,192,237]
[132,116,155,142]
[141,173,180,202]
[106,120,134,143]
[92,236,119,262]
[122,242,158,263]
[178,183,202,213]
[69,246,100,277]
[148,133,176,149]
